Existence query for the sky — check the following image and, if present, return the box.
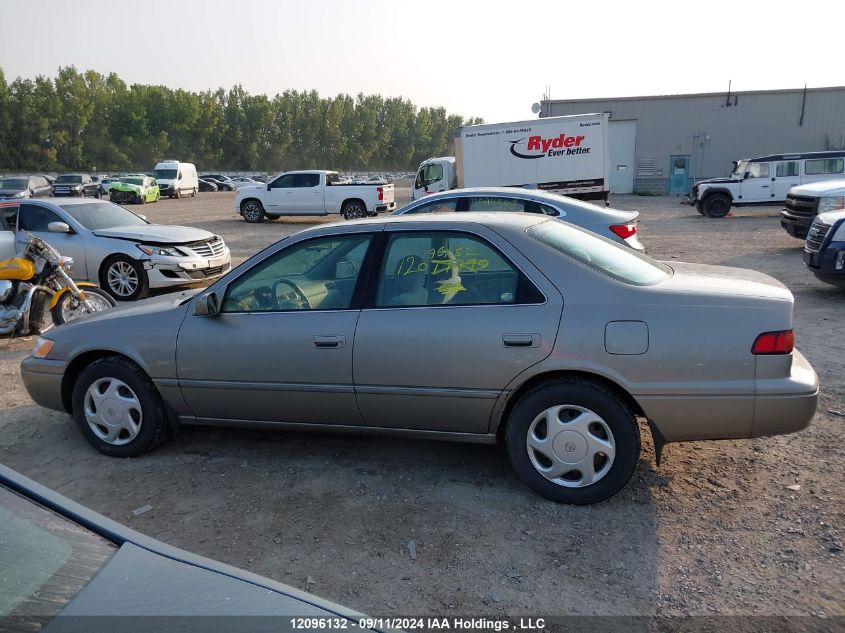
[1,0,843,123]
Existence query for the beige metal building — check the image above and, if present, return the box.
[541,87,845,195]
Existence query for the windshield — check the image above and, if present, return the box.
[731,161,748,177]
[55,175,82,183]
[0,178,27,189]
[59,201,148,230]
[123,177,144,186]
[0,486,115,625]
[527,220,672,286]
[152,169,176,180]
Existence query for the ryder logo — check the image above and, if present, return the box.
[509,133,590,159]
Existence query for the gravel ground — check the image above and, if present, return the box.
[0,191,842,619]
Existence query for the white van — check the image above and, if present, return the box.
[689,151,845,217]
[152,160,199,199]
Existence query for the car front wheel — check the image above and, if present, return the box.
[72,356,169,457]
[702,193,732,218]
[505,378,640,504]
[100,255,149,301]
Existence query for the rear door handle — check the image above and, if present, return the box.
[313,335,345,348]
[502,333,539,348]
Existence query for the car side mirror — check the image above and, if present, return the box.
[195,291,222,317]
[336,260,357,279]
[743,172,750,180]
[47,221,71,233]
[267,184,272,191]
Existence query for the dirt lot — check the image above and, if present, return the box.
[1,191,843,619]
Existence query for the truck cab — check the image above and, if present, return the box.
[411,157,457,201]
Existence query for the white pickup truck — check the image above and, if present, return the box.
[234,170,395,223]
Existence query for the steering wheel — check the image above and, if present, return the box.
[273,279,311,310]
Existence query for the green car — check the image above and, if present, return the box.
[109,176,160,204]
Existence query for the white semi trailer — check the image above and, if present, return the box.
[411,113,610,203]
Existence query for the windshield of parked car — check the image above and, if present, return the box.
[0,485,116,626]
[59,201,148,229]
[123,177,144,186]
[731,161,747,177]
[153,169,176,180]
[55,175,82,183]
[0,178,27,189]
[528,219,672,286]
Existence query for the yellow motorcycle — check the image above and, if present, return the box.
[0,232,115,336]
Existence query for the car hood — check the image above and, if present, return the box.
[0,188,26,196]
[656,261,793,301]
[789,179,845,196]
[93,224,214,243]
[110,182,143,192]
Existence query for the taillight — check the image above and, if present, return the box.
[610,223,637,240]
[377,186,383,201]
[751,330,795,355]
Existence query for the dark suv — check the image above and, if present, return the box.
[52,174,100,198]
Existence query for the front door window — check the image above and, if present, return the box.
[223,234,372,312]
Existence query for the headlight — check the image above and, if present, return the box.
[72,184,82,190]
[832,221,845,242]
[32,337,54,359]
[137,244,183,257]
[818,196,845,213]
[12,191,27,198]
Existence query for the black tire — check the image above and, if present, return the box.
[695,202,706,216]
[100,254,149,301]
[342,200,367,220]
[51,286,116,325]
[175,187,182,199]
[241,199,266,223]
[702,193,732,218]
[191,187,197,197]
[504,378,640,505]
[72,356,170,457]
[137,192,146,205]
[95,189,101,199]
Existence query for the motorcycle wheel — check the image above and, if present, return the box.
[26,291,54,335]
[51,287,117,325]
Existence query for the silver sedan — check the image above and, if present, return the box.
[21,213,818,504]
[0,198,231,300]
[393,187,644,250]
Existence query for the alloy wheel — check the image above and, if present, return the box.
[107,261,139,297]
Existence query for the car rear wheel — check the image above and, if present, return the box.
[100,255,149,301]
[72,357,169,457]
[505,378,640,504]
[342,200,367,220]
[241,199,265,223]
[191,188,197,197]
[702,193,731,218]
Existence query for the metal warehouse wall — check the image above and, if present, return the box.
[542,87,845,193]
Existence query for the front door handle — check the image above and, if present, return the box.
[313,335,345,348]
[503,333,539,348]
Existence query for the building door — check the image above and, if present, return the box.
[669,155,691,195]
[608,120,636,194]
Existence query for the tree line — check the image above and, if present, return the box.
[0,66,483,173]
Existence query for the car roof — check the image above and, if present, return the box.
[313,211,551,237]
